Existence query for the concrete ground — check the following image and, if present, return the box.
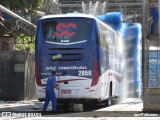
[0,98,159,120]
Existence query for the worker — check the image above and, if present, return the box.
[150,4,159,35]
[42,70,60,112]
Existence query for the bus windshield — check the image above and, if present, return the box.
[42,18,92,44]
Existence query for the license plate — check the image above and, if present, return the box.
[61,90,71,94]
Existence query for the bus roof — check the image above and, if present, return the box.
[40,14,96,20]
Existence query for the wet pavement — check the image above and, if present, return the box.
[0,98,160,120]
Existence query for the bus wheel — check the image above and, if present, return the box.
[106,87,112,106]
[62,103,70,112]
[38,98,44,102]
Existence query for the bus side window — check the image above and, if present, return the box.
[98,24,108,49]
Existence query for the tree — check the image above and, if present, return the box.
[16,34,35,52]
[0,0,42,52]
[0,0,43,17]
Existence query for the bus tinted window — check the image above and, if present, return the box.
[42,18,92,44]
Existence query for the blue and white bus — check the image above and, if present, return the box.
[35,14,124,107]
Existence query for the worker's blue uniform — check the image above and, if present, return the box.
[43,75,57,111]
[150,6,159,34]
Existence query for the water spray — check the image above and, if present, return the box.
[121,22,142,98]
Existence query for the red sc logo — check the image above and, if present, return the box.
[54,23,77,37]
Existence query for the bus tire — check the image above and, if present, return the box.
[62,103,70,112]
[106,87,112,106]
[38,98,44,102]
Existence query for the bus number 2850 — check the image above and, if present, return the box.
[78,70,91,76]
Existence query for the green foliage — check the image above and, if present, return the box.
[15,34,35,52]
[0,0,41,52]
[0,0,43,16]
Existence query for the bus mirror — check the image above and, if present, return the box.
[52,54,62,60]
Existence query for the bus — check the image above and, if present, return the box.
[35,14,124,107]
